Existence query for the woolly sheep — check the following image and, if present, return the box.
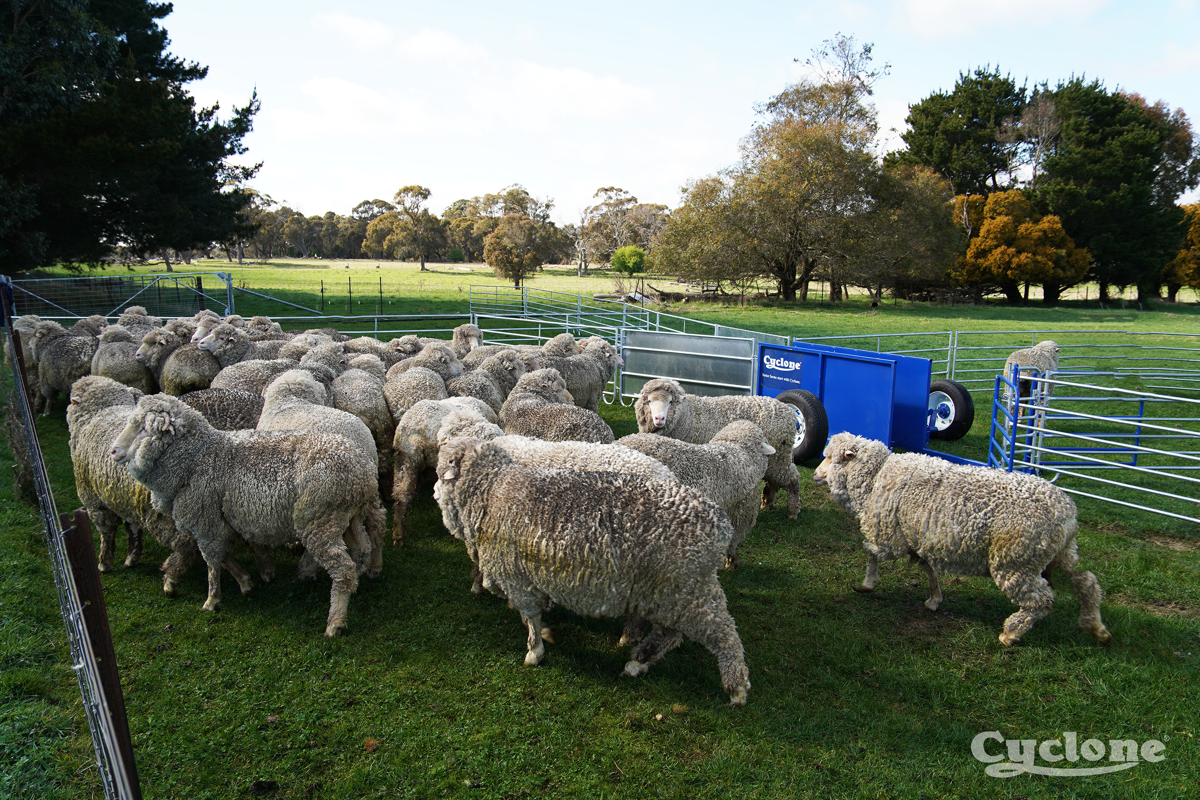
[813,432,1111,647]
[111,395,383,635]
[115,306,161,340]
[1004,340,1060,405]
[433,436,751,705]
[553,337,623,412]
[278,332,332,361]
[259,369,387,577]
[68,377,265,595]
[198,323,287,367]
[444,349,526,414]
[499,369,614,444]
[332,355,395,479]
[91,325,156,394]
[7,315,42,409]
[247,315,284,335]
[135,328,220,396]
[618,420,775,568]
[381,335,425,368]
[635,378,802,518]
[69,315,109,337]
[384,366,450,422]
[190,313,245,342]
[29,320,100,415]
[298,341,351,374]
[390,397,500,544]
[386,343,463,381]
[461,332,580,370]
[179,387,265,430]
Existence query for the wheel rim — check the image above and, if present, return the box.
[793,405,807,449]
[928,390,956,432]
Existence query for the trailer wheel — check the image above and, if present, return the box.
[776,389,829,464]
[927,380,975,441]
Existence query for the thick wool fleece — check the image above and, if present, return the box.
[634,378,802,518]
[433,437,750,705]
[814,432,1110,646]
[199,323,286,367]
[179,388,264,430]
[115,395,382,635]
[618,420,773,566]
[499,368,614,443]
[91,325,156,394]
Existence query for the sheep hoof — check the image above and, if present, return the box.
[366,567,382,580]
[1091,625,1113,646]
[728,684,750,707]
[470,582,485,595]
[540,627,555,645]
[260,570,275,584]
[97,563,113,574]
[998,632,1019,646]
[623,660,648,678]
[524,650,543,667]
[162,578,178,597]
[202,597,220,612]
[324,621,348,637]
[924,598,941,611]
[852,584,874,594]
[124,555,140,568]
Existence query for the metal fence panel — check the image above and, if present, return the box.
[620,330,755,399]
[4,272,233,319]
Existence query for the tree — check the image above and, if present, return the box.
[1035,79,1198,302]
[1162,203,1200,302]
[610,245,646,275]
[484,215,544,288]
[888,66,1026,195]
[955,190,1090,304]
[393,185,441,270]
[583,187,638,261]
[0,0,260,272]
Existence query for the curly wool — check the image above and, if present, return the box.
[91,325,156,394]
[445,350,526,414]
[618,420,774,567]
[179,387,265,430]
[434,437,750,705]
[1004,340,1060,401]
[29,321,100,415]
[813,432,1110,646]
[113,395,383,636]
[499,368,614,444]
[199,323,287,367]
[634,378,802,518]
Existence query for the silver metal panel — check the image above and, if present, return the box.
[621,330,754,398]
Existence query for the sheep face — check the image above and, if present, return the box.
[635,378,685,431]
[813,432,890,513]
[453,324,483,352]
[136,331,175,364]
[109,396,186,470]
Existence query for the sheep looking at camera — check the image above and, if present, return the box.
[813,432,1111,647]
[635,378,802,518]
[110,395,381,636]
[434,436,751,706]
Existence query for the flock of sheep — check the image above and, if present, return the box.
[7,309,1109,707]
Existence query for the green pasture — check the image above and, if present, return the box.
[2,266,1199,798]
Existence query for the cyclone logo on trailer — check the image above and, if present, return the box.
[764,355,803,373]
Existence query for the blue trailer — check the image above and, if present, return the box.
[756,341,976,463]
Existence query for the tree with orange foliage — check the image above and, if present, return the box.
[954,190,1090,305]
[1162,203,1200,302]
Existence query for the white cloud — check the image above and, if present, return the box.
[899,0,1111,40]
[396,27,488,64]
[310,12,394,49]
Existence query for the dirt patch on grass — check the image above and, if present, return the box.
[1112,594,1200,619]
[1146,535,1199,552]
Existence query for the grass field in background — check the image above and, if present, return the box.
[2,263,1199,798]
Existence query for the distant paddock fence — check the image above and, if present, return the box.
[1,272,233,320]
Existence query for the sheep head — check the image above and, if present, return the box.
[813,432,890,514]
[635,378,685,431]
[453,324,482,352]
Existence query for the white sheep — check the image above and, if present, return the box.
[813,432,1111,647]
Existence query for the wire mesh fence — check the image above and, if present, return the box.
[3,272,232,320]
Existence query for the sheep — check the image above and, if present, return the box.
[28,320,100,415]
[91,325,156,394]
[110,395,382,636]
[433,436,751,706]
[115,306,161,340]
[444,349,526,414]
[278,332,332,361]
[384,366,450,422]
[258,370,387,577]
[208,358,338,402]
[552,337,623,412]
[390,397,500,544]
[69,315,109,337]
[67,377,265,595]
[298,341,351,375]
[6,315,42,407]
[302,326,350,343]
[461,331,580,370]
[332,354,395,480]
[190,313,245,343]
[385,342,463,381]
[635,378,802,518]
[618,420,775,568]
[381,334,425,368]
[246,315,284,335]
[135,328,220,396]
[1004,340,1060,416]
[813,432,1111,647]
[198,323,287,367]
[498,369,614,444]
[179,387,265,430]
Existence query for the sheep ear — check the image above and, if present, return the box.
[760,443,776,455]
[843,449,855,460]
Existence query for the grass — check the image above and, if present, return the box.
[2,266,1199,798]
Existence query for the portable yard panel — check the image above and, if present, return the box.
[620,330,756,400]
[757,342,933,453]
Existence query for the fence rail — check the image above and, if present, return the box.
[3,272,233,320]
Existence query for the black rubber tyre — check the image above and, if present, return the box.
[776,389,829,464]
[927,379,975,441]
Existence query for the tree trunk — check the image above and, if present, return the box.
[1098,278,1110,303]
[162,250,173,272]
[1166,282,1181,303]
[420,254,428,272]
[1042,282,1062,306]
[1001,280,1022,304]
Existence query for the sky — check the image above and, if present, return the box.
[167,0,1200,224]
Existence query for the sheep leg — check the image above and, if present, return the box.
[618,615,652,647]
[520,611,546,666]
[362,499,386,579]
[760,483,779,511]
[994,570,1055,646]
[202,561,223,612]
[624,624,683,676]
[123,521,144,568]
[854,553,880,593]
[1053,544,1111,645]
[299,519,359,637]
[222,555,254,596]
[919,560,943,611]
[391,460,421,546]
[90,509,121,573]
[672,590,751,707]
[250,543,274,583]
